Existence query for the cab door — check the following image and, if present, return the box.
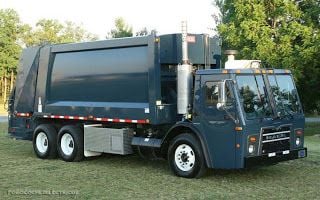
[193,74,237,169]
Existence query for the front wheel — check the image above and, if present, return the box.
[168,133,206,178]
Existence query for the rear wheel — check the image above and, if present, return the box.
[33,124,57,159]
[168,133,206,178]
[57,125,84,162]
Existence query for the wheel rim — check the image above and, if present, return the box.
[61,133,74,156]
[174,144,196,172]
[36,132,48,154]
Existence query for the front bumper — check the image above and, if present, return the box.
[245,148,307,168]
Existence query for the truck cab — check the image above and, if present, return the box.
[191,67,306,169]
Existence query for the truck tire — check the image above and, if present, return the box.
[57,125,84,162]
[168,133,206,178]
[33,124,57,159]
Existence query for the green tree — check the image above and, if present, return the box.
[107,17,133,38]
[295,0,320,113]
[22,19,98,47]
[135,27,157,36]
[0,10,99,103]
[135,27,149,36]
[0,9,23,101]
[216,0,320,113]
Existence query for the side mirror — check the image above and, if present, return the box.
[217,79,234,110]
[217,81,226,110]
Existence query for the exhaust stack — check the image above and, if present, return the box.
[177,21,192,115]
[181,21,188,64]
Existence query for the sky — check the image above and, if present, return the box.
[0,0,218,39]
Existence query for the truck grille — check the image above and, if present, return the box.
[261,126,291,154]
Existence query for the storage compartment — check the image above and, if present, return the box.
[84,125,134,155]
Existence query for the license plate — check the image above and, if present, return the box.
[298,150,306,158]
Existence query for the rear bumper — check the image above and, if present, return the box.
[245,148,307,168]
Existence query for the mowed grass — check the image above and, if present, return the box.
[0,123,319,200]
[305,122,320,136]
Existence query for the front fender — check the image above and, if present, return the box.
[162,121,213,168]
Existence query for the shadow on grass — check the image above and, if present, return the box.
[82,152,295,180]
[84,153,169,171]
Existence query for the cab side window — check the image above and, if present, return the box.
[205,82,219,105]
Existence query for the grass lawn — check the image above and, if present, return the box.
[0,122,319,200]
[305,113,320,118]
[305,122,320,136]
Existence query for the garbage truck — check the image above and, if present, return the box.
[8,22,307,178]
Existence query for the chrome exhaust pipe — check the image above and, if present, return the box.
[177,21,192,115]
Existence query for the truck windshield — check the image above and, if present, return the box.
[236,75,273,119]
[268,75,301,115]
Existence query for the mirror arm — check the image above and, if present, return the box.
[221,80,226,104]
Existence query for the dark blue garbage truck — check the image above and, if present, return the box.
[8,24,307,178]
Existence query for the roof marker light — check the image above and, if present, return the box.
[268,70,274,74]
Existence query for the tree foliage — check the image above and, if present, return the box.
[135,27,157,36]
[135,27,149,36]
[107,17,133,38]
[0,9,98,102]
[216,0,320,113]
[0,9,23,75]
[22,19,98,47]
[0,9,25,101]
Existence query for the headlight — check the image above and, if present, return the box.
[296,137,301,146]
[248,145,255,153]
